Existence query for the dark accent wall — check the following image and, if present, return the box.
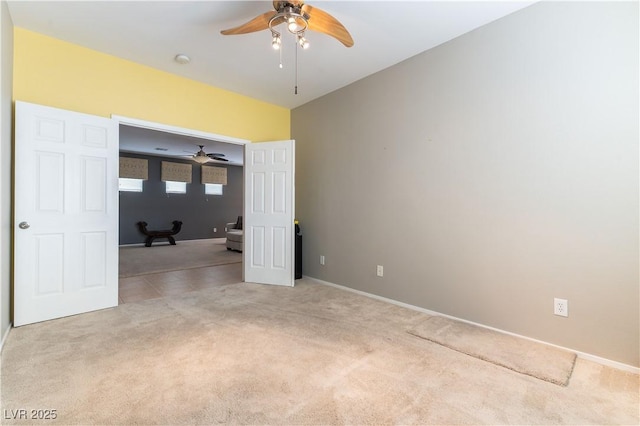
[119,153,242,245]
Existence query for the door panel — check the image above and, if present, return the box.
[35,234,64,295]
[82,157,107,212]
[14,101,119,326]
[244,140,295,286]
[81,231,107,288]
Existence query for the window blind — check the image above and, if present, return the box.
[119,157,148,180]
[201,165,227,185]
[161,161,192,183]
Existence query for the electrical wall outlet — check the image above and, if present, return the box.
[213,227,217,233]
[320,255,325,265]
[376,265,384,277]
[554,298,568,317]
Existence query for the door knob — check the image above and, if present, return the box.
[18,221,30,229]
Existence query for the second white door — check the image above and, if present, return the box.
[244,140,295,286]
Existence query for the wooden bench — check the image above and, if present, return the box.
[137,221,183,247]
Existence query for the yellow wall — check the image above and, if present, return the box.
[13,28,290,142]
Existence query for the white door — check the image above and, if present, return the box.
[14,101,119,326]
[244,140,295,286]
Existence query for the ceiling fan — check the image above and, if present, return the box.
[191,145,228,164]
[220,0,354,48]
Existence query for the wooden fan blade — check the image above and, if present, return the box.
[302,4,354,47]
[221,11,277,35]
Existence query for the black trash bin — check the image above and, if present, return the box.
[295,220,302,279]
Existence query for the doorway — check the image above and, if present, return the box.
[114,116,249,303]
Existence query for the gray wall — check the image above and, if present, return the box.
[119,153,242,245]
[292,2,639,367]
[0,0,13,346]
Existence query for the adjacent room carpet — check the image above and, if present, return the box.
[119,238,241,277]
[407,316,577,386]
[1,279,637,425]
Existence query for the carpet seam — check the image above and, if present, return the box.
[119,260,242,278]
[406,330,575,387]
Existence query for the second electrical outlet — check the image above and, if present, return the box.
[377,265,384,277]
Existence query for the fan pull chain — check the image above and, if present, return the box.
[279,45,283,69]
[294,40,298,95]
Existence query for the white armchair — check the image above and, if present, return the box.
[226,217,243,252]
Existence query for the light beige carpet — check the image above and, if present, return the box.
[1,279,638,425]
[119,238,241,278]
[408,316,577,386]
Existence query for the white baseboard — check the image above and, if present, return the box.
[119,237,226,248]
[307,276,639,375]
[0,322,12,354]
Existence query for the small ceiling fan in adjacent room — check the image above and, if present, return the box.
[191,145,229,164]
[220,0,354,48]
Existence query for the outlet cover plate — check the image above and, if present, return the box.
[554,298,568,317]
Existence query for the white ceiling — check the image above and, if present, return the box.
[7,1,534,162]
[7,0,534,110]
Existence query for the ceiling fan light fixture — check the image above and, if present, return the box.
[287,16,301,33]
[193,145,211,164]
[220,1,354,93]
[193,155,210,164]
[220,1,354,48]
[271,33,282,50]
[298,35,310,49]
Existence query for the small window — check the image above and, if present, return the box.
[205,184,223,195]
[119,178,143,192]
[166,181,187,194]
